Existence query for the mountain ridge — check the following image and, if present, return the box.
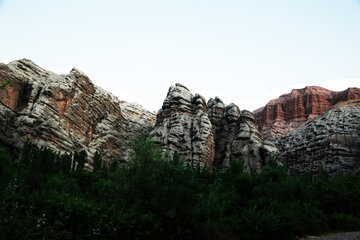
[1,58,359,174]
[253,86,360,140]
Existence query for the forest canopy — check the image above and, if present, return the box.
[0,138,360,240]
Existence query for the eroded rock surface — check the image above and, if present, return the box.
[0,59,155,166]
[207,97,277,172]
[150,84,215,168]
[151,85,277,171]
[277,100,360,175]
[253,86,360,140]
[0,59,278,171]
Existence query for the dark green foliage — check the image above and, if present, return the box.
[1,140,360,240]
[74,150,87,170]
[92,151,102,172]
[0,79,11,89]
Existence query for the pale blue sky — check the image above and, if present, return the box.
[1,0,359,111]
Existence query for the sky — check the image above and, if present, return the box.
[0,0,359,111]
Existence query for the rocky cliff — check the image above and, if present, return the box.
[207,97,278,171]
[0,59,156,166]
[277,100,360,175]
[0,60,278,171]
[253,86,360,140]
[151,84,277,171]
[150,84,215,168]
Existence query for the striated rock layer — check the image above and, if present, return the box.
[277,100,360,175]
[207,97,277,172]
[150,84,215,168]
[151,84,278,171]
[253,86,360,140]
[0,59,156,166]
[0,59,278,171]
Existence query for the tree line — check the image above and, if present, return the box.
[0,138,360,239]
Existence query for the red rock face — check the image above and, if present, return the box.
[253,86,360,139]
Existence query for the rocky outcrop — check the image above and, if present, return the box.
[277,100,360,175]
[207,97,277,172]
[253,86,360,140]
[0,59,278,171]
[151,85,278,171]
[0,59,156,166]
[150,84,215,168]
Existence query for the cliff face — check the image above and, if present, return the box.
[151,84,277,171]
[277,100,360,175]
[150,84,215,168]
[207,97,277,172]
[253,86,360,140]
[2,59,359,175]
[0,59,155,166]
[0,60,278,171]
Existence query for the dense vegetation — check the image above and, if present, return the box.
[1,138,360,240]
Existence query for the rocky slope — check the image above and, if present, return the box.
[0,59,156,167]
[277,100,360,175]
[253,86,360,140]
[151,84,277,171]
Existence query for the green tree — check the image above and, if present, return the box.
[0,79,11,89]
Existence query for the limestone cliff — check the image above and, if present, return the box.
[0,59,155,166]
[150,84,215,168]
[151,84,277,171]
[207,97,277,172]
[0,60,278,171]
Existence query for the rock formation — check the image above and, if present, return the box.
[3,59,358,175]
[0,59,156,166]
[253,86,360,140]
[151,85,278,171]
[277,100,360,175]
[150,84,215,168]
[0,60,279,171]
[207,97,277,172]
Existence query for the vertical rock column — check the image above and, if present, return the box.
[207,98,278,172]
[150,84,215,168]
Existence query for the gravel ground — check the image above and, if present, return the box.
[301,231,360,240]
